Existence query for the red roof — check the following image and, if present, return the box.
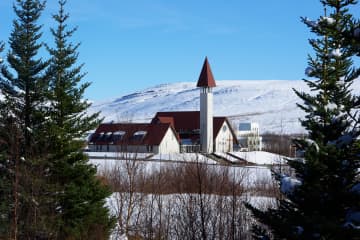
[155,116,175,127]
[89,123,179,146]
[196,57,216,88]
[152,111,237,143]
[152,111,200,133]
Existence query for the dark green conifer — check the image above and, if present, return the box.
[0,40,12,238]
[46,1,114,238]
[0,0,52,238]
[247,1,360,239]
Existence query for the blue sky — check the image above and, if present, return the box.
[0,1,359,100]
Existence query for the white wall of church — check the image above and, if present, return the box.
[214,122,233,152]
[158,128,180,154]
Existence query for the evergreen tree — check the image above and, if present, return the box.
[342,18,360,56]
[247,1,360,239]
[0,0,52,238]
[45,1,115,238]
[0,40,12,238]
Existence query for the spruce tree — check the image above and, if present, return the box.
[0,40,12,238]
[0,0,52,238]
[342,18,360,56]
[46,1,114,238]
[247,1,360,239]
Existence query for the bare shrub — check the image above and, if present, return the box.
[101,153,277,239]
[104,154,147,238]
[262,133,304,157]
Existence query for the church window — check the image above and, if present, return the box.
[132,131,147,141]
[113,131,126,141]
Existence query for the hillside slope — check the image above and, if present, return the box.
[89,79,360,134]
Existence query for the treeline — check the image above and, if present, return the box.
[262,133,305,157]
[0,1,114,239]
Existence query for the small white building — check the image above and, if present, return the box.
[237,122,263,151]
[214,118,235,152]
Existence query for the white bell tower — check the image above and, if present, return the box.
[197,57,216,153]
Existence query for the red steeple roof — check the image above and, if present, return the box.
[196,57,216,87]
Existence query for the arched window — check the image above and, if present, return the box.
[113,131,126,141]
[132,131,147,141]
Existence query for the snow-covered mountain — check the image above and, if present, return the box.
[89,79,360,134]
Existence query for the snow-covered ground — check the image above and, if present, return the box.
[150,153,217,164]
[87,150,285,187]
[89,158,272,189]
[87,152,220,165]
[87,150,287,165]
[89,150,277,239]
[89,79,360,134]
[214,152,243,163]
[86,151,152,159]
[230,151,287,165]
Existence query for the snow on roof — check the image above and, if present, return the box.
[229,151,286,165]
[134,130,147,136]
[114,131,126,136]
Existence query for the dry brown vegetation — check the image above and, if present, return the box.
[262,133,305,157]
[100,156,279,239]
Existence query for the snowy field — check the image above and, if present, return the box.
[86,151,287,165]
[89,158,272,189]
[86,152,219,165]
[86,151,152,159]
[87,150,286,188]
[88,151,278,239]
[150,153,217,164]
[229,151,287,165]
[214,152,245,163]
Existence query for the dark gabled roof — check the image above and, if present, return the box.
[152,111,199,133]
[152,111,237,143]
[196,57,216,88]
[89,123,179,146]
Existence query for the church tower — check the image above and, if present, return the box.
[197,57,216,153]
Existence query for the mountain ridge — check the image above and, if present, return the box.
[85,79,360,134]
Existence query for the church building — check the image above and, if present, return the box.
[88,58,237,154]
